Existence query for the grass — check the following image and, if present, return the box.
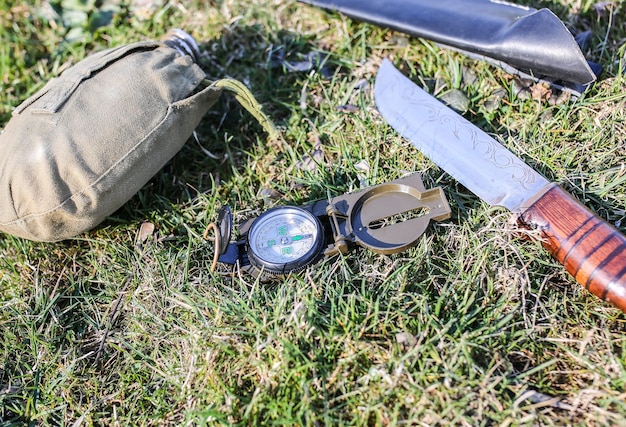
[1,0,625,425]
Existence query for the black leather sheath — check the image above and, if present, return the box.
[299,0,599,94]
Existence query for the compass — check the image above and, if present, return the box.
[246,206,326,275]
[208,173,451,279]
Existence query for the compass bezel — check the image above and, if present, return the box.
[246,206,326,275]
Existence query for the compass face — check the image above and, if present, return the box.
[247,207,324,273]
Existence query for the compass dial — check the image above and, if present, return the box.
[247,206,325,274]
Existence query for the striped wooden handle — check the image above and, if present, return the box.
[520,185,626,312]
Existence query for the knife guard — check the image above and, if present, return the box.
[519,184,626,312]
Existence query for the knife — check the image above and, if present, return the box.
[374,59,626,312]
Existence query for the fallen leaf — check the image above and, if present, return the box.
[136,222,155,249]
[335,104,360,113]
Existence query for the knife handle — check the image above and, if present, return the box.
[519,185,626,312]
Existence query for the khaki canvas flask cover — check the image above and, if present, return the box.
[0,30,273,242]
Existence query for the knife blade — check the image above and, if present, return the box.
[374,59,626,312]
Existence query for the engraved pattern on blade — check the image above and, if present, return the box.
[374,59,549,211]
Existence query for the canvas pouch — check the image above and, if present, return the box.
[0,32,267,242]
